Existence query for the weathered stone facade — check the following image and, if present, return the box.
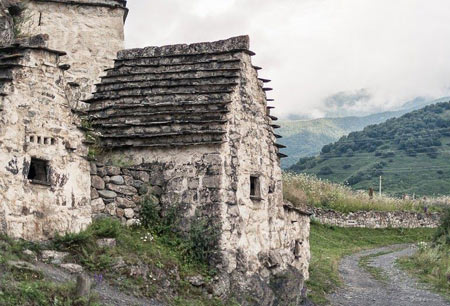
[312,207,441,228]
[0,1,311,304]
[18,0,127,102]
[0,37,91,240]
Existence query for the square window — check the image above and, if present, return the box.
[28,158,50,185]
[51,138,56,145]
[29,136,35,143]
[250,175,261,199]
[37,136,42,144]
[44,137,49,145]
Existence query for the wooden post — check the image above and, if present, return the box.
[75,274,91,299]
[379,176,382,197]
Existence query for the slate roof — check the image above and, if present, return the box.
[87,36,284,154]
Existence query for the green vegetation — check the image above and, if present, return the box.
[358,251,391,283]
[289,101,450,196]
[1,213,223,305]
[51,215,223,305]
[0,235,96,305]
[307,222,434,305]
[283,172,447,213]
[278,110,406,168]
[397,209,450,298]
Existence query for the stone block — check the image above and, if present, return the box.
[96,238,116,248]
[60,263,83,274]
[91,198,105,213]
[126,219,140,227]
[107,184,138,196]
[138,185,149,195]
[203,176,221,188]
[90,162,97,175]
[41,250,69,264]
[105,166,120,176]
[98,190,117,199]
[135,171,150,182]
[116,208,124,218]
[151,186,163,196]
[116,197,136,208]
[91,188,99,200]
[123,175,134,186]
[110,175,124,185]
[91,175,105,190]
[124,208,134,219]
[105,203,116,216]
[97,167,107,177]
[131,180,144,188]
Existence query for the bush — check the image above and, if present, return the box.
[318,166,333,175]
[433,208,450,245]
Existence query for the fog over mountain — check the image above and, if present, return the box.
[124,0,450,119]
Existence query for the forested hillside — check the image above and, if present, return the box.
[278,110,405,167]
[278,97,449,168]
[289,102,450,196]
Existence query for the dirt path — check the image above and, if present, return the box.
[328,244,449,306]
[34,261,162,306]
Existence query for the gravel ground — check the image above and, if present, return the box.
[328,244,449,306]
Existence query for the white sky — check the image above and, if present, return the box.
[124,0,450,119]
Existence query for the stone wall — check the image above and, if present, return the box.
[312,207,441,228]
[18,0,127,102]
[90,162,163,226]
[0,44,91,241]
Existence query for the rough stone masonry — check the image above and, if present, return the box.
[0,1,311,304]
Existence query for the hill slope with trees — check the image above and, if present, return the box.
[289,101,450,196]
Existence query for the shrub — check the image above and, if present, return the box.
[186,215,221,264]
[90,218,121,238]
[433,208,450,245]
[318,166,333,175]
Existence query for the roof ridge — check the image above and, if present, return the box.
[118,35,250,60]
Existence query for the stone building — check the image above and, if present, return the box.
[0,1,311,304]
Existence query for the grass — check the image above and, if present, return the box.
[396,209,450,299]
[51,217,223,306]
[307,222,434,305]
[397,243,450,299]
[283,172,447,213]
[0,234,95,306]
[358,251,391,283]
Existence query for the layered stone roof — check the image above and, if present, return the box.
[87,36,282,150]
[0,35,65,99]
[31,0,127,9]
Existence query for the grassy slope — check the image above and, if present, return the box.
[291,103,450,197]
[307,222,434,305]
[0,218,225,306]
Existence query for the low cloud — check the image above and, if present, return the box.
[125,0,450,119]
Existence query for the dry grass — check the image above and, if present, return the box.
[283,172,449,213]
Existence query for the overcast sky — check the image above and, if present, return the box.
[124,0,450,119]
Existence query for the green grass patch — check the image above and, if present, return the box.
[358,251,391,283]
[51,217,222,305]
[0,234,96,306]
[307,222,434,305]
[396,209,450,299]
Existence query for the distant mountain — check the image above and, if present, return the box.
[289,101,450,196]
[278,97,449,168]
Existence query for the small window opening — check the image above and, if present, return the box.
[250,175,261,199]
[28,158,50,185]
[37,136,42,144]
[44,137,49,145]
[51,138,56,145]
[29,136,35,143]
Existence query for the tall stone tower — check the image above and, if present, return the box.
[0,0,127,240]
[16,0,128,102]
